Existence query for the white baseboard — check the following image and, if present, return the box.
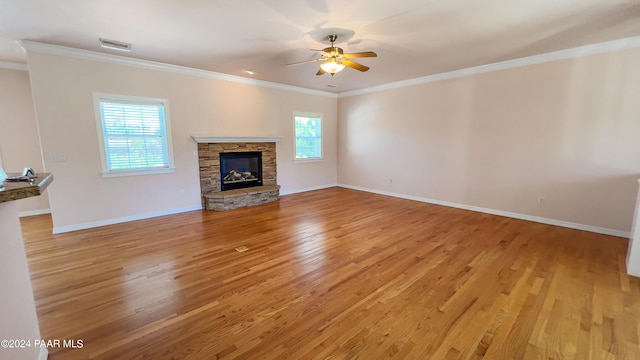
[51,184,338,234]
[19,208,51,217]
[280,183,338,196]
[38,347,48,360]
[337,183,630,238]
[52,206,203,234]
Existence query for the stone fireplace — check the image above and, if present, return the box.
[193,136,280,211]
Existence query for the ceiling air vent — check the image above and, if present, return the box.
[99,38,132,52]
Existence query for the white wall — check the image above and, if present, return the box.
[19,43,640,235]
[0,67,50,215]
[627,179,640,276]
[338,47,640,233]
[25,51,337,232]
[0,201,45,360]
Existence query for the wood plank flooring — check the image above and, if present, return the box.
[20,187,640,359]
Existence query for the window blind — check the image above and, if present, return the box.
[99,100,170,171]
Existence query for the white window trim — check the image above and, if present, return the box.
[293,111,323,163]
[93,93,175,177]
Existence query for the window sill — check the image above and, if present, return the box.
[100,167,176,178]
[293,158,323,164]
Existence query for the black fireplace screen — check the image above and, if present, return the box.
[219,151,263,191]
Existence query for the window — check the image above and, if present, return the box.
[294,113,322,161]
[93,94,174,177]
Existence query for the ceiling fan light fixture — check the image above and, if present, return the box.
[287,33,376,76]
[320,59,345,75]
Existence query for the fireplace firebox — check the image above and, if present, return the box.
[220,152,263,191]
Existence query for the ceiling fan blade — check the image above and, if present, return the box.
[286,58,325,66]
[343,60,370,72]
[343,51,377,59]
[316,68,326,76]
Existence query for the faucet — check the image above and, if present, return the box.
[23,167,36,177]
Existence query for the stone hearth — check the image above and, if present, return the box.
[203,185,280,211]
[195,138,280,211]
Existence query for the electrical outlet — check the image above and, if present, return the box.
[179,189,185,196]
[538,196,545,205]
[50,153,68,162]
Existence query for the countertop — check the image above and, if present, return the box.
[0,173,53,204]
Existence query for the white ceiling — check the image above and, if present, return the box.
[1,0,640,93]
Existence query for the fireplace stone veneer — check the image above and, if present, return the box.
[197,141,279,210]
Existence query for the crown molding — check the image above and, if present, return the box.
[16,40,337,99]
[339,35,640,98]
[191,135,281,143]
[15,35,640,99]
[0,60,28,71]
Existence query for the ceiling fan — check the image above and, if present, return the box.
[287,34,377,76]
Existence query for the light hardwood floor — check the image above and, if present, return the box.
[21,187,640,359]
